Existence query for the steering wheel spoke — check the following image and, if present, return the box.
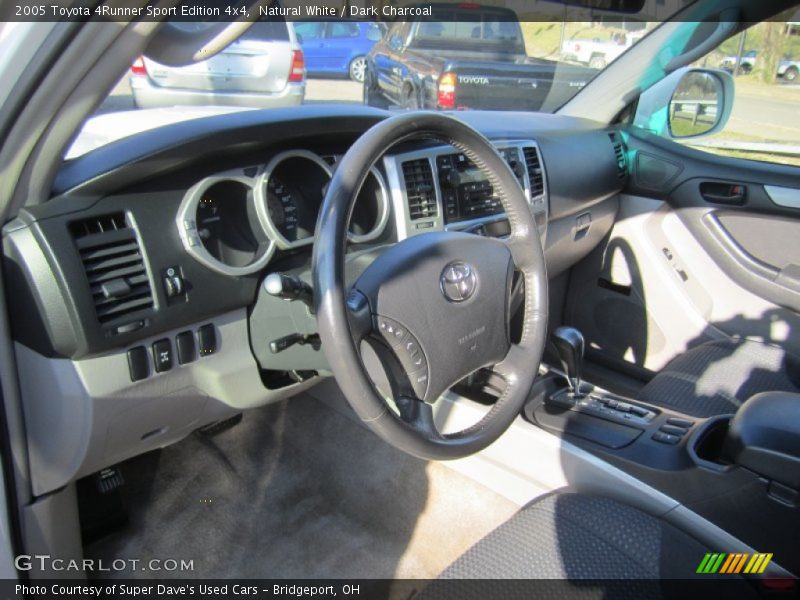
[396,396,440,440]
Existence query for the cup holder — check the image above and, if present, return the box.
[688,415,733,471]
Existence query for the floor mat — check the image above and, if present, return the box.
[84,393,517,579]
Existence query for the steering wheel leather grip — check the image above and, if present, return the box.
[313,112,548,460]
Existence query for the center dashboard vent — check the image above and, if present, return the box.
[522,146,545,198]
[609,132,627,180]
[401,158,437,220]
[70,212,154,325]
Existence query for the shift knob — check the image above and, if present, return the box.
[551,326,584,395]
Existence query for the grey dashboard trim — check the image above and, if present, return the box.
[383,140,548,241]
[176,168,276,276]
[16,309,321,497]
[765,185,800,210]
[255,150,333,251]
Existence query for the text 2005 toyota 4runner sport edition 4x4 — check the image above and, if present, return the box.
[0,1,799,599]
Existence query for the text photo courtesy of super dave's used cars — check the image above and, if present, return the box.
[1,0,800,598]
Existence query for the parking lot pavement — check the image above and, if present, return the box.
[306,78,363,104]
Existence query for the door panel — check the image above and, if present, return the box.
[565,129,800,376]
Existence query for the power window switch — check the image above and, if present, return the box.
[176,331,196,365]
[652,432,680,445]
[667,417,695,429]
[659,424,687,437]
[198,324,217,356]
[127,346,149,382]
[152,338,173,373]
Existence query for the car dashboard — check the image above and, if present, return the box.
[4,105,625,496]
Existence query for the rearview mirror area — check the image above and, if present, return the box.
[669,72,723,138]
[634,67,734,141]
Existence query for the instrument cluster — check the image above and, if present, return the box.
[176,150,390,276]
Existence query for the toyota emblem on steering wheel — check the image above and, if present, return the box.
[440,262,477,302]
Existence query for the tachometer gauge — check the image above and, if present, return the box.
[266,177,299,239]
[176,171,276,277]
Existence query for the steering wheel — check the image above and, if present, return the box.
[312,112,548,460]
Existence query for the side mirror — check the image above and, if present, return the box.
[634,68,734,140]
[388,35,404,52]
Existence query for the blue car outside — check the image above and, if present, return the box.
[294,21,386,83]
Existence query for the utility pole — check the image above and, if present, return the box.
[734,29,747,76]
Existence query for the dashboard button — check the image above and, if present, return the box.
[152,338,173,373]
[198,324,217,356]
[176,331,196,365]
[127,346,149,382]
[375,316,408,348]
[395,333,428,380]
[409,366,429,399]
[116,320,144,335]
[163,266,185,299]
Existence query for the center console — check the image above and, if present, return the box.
[383,140,548,241]
[525,326,800,576]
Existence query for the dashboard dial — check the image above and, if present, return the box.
[257,151,333,248]
[266,177,299,241]
[197,196,221,242]
[176,174,274,276]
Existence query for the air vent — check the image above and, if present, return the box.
[609,132,627,180]
[402,158,437,220]
[522,146,544,198]
[70,213,154,325]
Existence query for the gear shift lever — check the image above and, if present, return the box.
[551,326,585,396]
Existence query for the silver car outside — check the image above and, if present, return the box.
[130,21,305,109]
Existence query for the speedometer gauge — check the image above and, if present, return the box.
[266,177,299,240]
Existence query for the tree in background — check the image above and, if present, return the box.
[759,22,787,84]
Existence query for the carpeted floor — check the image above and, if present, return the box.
[84,392,517,579]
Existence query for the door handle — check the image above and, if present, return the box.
[700,181,747,206]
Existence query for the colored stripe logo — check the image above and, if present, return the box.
[697,553,773,574]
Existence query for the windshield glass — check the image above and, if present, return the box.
[67,0,689,158]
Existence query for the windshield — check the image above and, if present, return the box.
[67,1,687,158]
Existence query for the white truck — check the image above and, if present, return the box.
[561,30,645,69]
[720,50,800,81]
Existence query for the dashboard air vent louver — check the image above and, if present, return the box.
[402,158,437,220]
[609,132,627,180]
[70,212,154,325]
[522,146,544,198]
